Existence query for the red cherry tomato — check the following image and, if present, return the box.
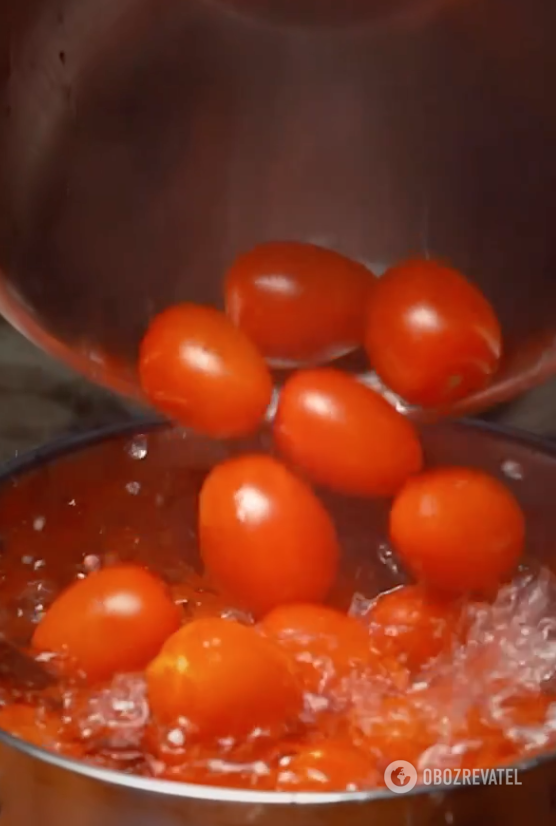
[260,603,372,694]
[365,585,463,672]
[139,303,273,437]
[389,468,525,594]
[32,565,181,682]
[146,617,302,739]
[365,259,502,407]
[276,741,379,791]
[225,241,375,366]
[274,368,423,497]
[199,455,340,617]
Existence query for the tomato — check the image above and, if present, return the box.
[389,468,525,594]
[0,703,82,758]
[276,740,379,791]
[225,241,375,366]
[260,603,373,694]
[146,617,302,739]
[365,585,463,672]
[274,369,423,497]
[199,455,340,617]
[138,303,272,438]
[32,565,181,682]
[365,259,502,408]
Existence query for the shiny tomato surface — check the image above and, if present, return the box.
[139,303,272,437]
[274,368,423,497]
[146,618,302,739]
[390,467,525,593]
[365,259,502,408]
[225,241,375,366]
[32,565,181,682]
[199,455,340,617]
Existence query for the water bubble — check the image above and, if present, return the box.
[377,542,402,575]
[501,460,524,481]
[125,481,141,496]
[15,579,58,624]
[65,674,149,750]
[83,554,101,573]
[127,436,148,461]
[33,516,46,532]
[348,592,374,619]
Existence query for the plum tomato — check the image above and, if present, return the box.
[276,740,379,791]
[274,368,423,497]
[365,585,463,672]
[224,241,375,366]
[365,259,502,408]
[260,603,372,694]
[389,467,525,594]
[138,303,273,438]
[32,565,181,682]
[199,455,340,617]
[146,617,302,739]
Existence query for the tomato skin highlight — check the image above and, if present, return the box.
[274,368,423,497]
[199,455,340,617]
[32,565,181,682]
[276,741,379,791]
[365,585,462,672]
[389,468,525,594]
[146,617,302,739]
[225,241,375,366]
[260,603,372,694]
[138,303,273,438]
[365,259,502,408]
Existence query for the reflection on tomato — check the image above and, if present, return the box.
[274,369,423,497]
[146,618,302,739]
[32,565,181,682]
[389,468,525,593]
[260,603,372,694]
[199,455,340,617]
[276,740,379,791]
[365,585,463,672]
[139,303,273,437]
[365,259,502,407]
[225,241,375,366]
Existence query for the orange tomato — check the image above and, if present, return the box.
[365,259,502,407]
[199,455,340,617]
[260,603,372,694]
[366,585,463,671]
[276,740,379,791]
[389,468,525,593]
[225,241,375,366]
[138,303,272,437]
[32,565,181,682]
[146,618,302,739]
[274,368,423,497]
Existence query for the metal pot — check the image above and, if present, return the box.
[0,419,554,825]
[1,0,556,412]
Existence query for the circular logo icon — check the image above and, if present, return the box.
[384,760,418,794]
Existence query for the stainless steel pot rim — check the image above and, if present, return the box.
[0,417,555,804]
